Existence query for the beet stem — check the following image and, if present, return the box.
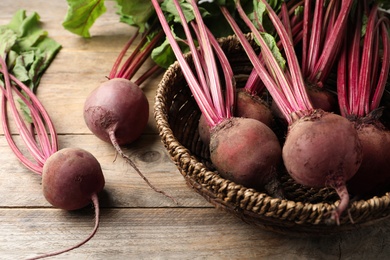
[108,130,178,205]
[26,193,100,260]
[109,29,140,79]
[133,64,163,87]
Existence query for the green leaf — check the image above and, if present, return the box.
[0,9,61,121]
[162,0,210,24]
[115,0,154,32]
[256,31,286,70]
[151,38,178,69]
[0,28,17,56]
[62,0,107,38]
[151,26,190,69]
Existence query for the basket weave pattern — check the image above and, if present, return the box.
[154,35,390,234]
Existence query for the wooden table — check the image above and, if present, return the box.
[1,1,389,259]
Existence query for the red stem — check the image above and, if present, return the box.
[0,56,58,173]
[121,30,164,80]
[357,4,379,116]
[336,35,349,117]
[370,15,390,110]
[133,64,163,86]
[220,5,294,122]
[308,0,353,84]
[337,1,390,117]
[109,29,140,79]
[151,0,220,127]
[306,0,324,76]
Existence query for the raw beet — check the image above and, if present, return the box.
[347,120,390,197]
[84,78,149,146]
[198,88,274,145]
[282,110,362,223]
[42,147,105,211]
[210,117,281,190]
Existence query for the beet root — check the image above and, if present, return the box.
[282,110,362,224]
[84,78,149,146]
[306,85,338,113]
[235,88,274,126]
[347,121,390,197]
[209,117,282,190]
[198,88,274,145]
[42,147,105,211]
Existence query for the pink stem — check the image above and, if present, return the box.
[1,94,43,174]
[151,0,219,127]
[220,6,294,123]
[109,29,140,79]
[188,0,225,119]
[7,72,58,154]
[309,0,353,84]
[0,57,46,166]
[0,56,58,173]
[370,15,390,110]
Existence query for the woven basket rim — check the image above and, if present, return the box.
[153,34,390,234]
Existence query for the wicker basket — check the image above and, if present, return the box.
[154,35,390,234]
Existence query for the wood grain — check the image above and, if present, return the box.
[1,1,390,259]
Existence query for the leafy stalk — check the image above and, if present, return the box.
[337,1,390,118]
[222,0,313,124]
[0,56,58,174]
[303,0,353,86]
[152,0,234,127]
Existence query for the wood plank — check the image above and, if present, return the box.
[1,208,390,260]
[1,0,390,259]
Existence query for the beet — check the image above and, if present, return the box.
[42,148,105,211]
[84,78,149,146]
[282,110,362,223]
[347,121,390,197]
[210,117,281,190]
[0,57,105,259]
[198,88,274,145]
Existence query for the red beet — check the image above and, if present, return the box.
[42,148,105,211]
[283,110,362,222]
[198,88,274,145]
[210,117,281,190]
[347,121,390,196]
[84,78,149,146]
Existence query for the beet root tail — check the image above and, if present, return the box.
[327,175,350,225]
[108,130,178,205]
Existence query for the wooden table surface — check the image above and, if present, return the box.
[1,1,390,259]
